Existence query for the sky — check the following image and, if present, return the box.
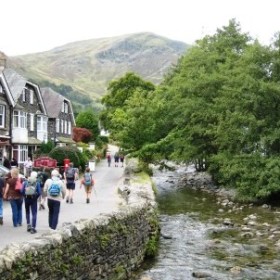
[1,0,280,56]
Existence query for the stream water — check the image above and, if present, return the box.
[136,166,280,280]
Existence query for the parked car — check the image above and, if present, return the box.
[0,164,25,179]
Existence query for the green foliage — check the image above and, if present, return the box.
[38,141,55,155]
[75,110,100,140]
[49,146,87,170]
[99,20,280,201]
[145,236,159,258]
[101,72,157,151]
[95,135,109,150]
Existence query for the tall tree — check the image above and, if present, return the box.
[75,110,100,140]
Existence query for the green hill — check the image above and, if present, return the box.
[6,32,189,109]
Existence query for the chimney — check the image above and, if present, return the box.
[0,52,7,73]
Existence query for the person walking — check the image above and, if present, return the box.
[114,153,119,167]
[21,171,41,234]
[64,162,78,204]
[3,168,24,227]
[106,153,112,167]
[119,154,124,167]
[3,156,11,169]
[43,169,66,230]
[80,167,95,203]
[10,157,18,168]
[0,176,4,225]
[24,157,33,177]
[37,167,50,210]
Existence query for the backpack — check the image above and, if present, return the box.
[84,173,92,186]
[15,178,23,192]
[37,172,47,188]
[48,180,61,197]
[25,180,37,196]
[66,168,75,179]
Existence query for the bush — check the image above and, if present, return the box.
[49,146,88,171]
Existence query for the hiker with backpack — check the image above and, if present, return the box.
[43,169,66,230]
[3,168,24,227]
[64,162,78,204]
[80,167,95,203]
[37,167,50,210]
[21,171,41,234]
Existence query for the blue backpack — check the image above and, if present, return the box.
[84,173,92,186]
[48,180,61,197]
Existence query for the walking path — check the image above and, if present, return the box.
[0,145,125,251]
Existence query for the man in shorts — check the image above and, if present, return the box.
[64,162,78,204]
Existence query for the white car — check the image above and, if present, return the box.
[0,164,25,179]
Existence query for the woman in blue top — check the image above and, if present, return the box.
[21,171,41,234]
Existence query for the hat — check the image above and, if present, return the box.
[30,171,38,178]
[51,169,60,177]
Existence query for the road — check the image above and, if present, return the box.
[0,145,124,252]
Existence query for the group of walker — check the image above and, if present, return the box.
[0,162,95,233]
[106,152,124,167]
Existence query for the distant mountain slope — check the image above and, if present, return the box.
[7,33,189,100]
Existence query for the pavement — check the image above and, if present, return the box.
[0,145,125,252]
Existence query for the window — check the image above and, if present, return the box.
[0,84,3,94]
[61,102,69,113]
[61,120,64,133]
[56,119,60,133]
[68,121,72,135]
[30,90,34,104]
[64,121,68,134]
[37,115,47,132]
[13,145,28,163]
[13,110,27,128]
[0,105,5,128]
[22,88,28,102]
[30,113,34,131]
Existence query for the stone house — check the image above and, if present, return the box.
[1,68,48,165]
[41,87,76,146]
[0,65,16,163]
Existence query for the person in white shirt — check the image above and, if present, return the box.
[43,169,66,230]
[24,157,33,177]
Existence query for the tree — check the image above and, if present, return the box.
[100,72,155,131]
[73,127,92,143]
[75,110,100,140]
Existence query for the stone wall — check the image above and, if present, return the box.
[0,163,159,280]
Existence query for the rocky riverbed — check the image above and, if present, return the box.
[135,164,280,280]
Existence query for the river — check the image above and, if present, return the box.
[135,165,280,280]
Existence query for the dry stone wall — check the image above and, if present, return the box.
[0,161,159,280]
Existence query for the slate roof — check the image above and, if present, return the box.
[41,87,75,124]
[2,68,47,114]
[3,68,27,101]
[0,72,15,107]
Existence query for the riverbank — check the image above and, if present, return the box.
[136,164,280,279]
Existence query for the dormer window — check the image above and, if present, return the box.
[22,88,28,102]
[0,84,3,94]
[61,102,69,113]
[30,89,34,104]
[0,105,5,127]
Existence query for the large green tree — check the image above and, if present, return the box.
[75,110,100,140]
[100,72,156,151]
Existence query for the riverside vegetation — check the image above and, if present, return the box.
[101,19,280,204]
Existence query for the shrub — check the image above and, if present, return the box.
[49,146,88,171]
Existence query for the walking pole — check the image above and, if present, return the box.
[92,185,97,198]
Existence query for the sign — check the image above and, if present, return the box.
[34,157,57,168]
[88,160,95,172]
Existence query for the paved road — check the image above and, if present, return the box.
[0,145,125,252]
